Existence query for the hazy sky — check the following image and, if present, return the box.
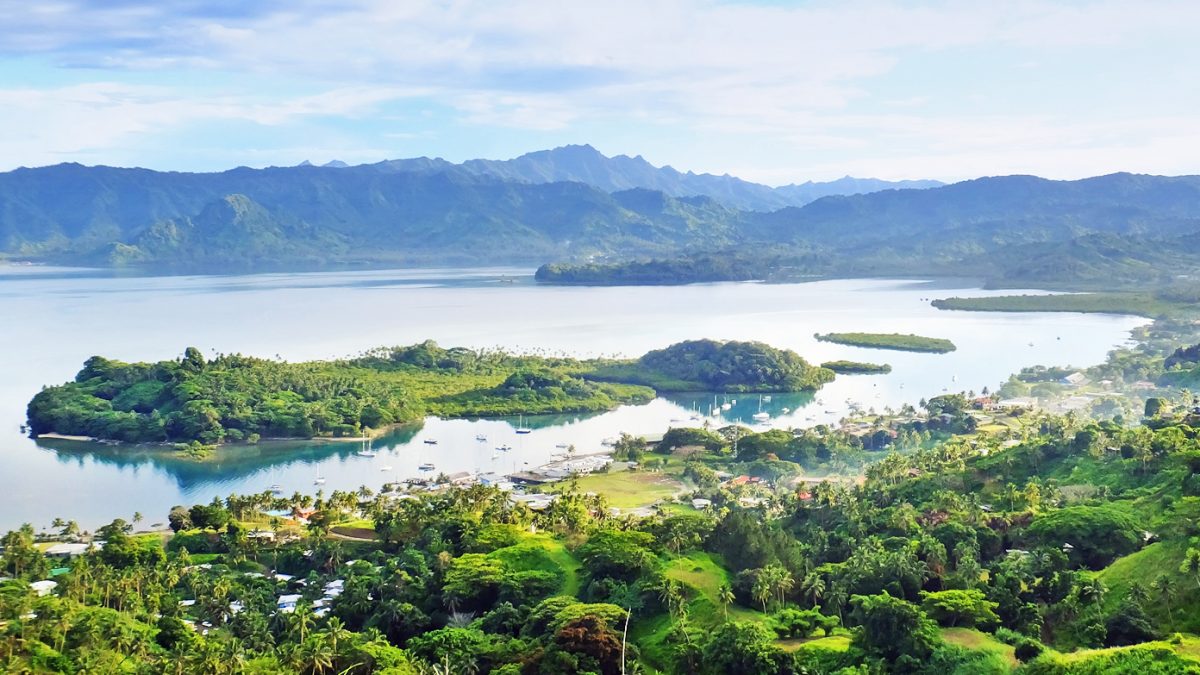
[2,0,1198,183]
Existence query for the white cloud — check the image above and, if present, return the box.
[1,0,1199,179]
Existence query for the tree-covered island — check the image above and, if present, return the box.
[26,340,833,446]
[820,360,893,374]
[815,333,957,354]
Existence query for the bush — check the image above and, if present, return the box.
[1026,505,1142,568]
[1014,639,1045,662]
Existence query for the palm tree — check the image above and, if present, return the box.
[1076,577,1106,609]
[717,584,735,620]
[1127,581,1150,605]
[1152,574,1175,625]
[658,579,683,617]
[1180,547,1200,590]
[751,575,771,613]
[801,573,826,608]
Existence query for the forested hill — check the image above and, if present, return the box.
[5,158,1200,280]
[0,163,747,268]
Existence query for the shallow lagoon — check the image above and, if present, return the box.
[0,267,1145,529]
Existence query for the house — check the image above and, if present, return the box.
[444,471,476,486]
[1061,372,1088,386]
[30,580,58,597]
[509,493,557,511]
[691,498,712,509]
[997,397,1037,409]
[277,594,303,612]
[45,541,103,558]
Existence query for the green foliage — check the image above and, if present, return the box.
[1026,506,1143,569]
[655,427,726,453]
[699,621,782,675]
[599,339,834,392]
[578,529,657,582]
[821,360,893,374]
[849,592,941,664]
[26,344,658,444]
[815,332,957,353]
[920,589,1001,629]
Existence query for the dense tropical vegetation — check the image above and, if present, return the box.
[589,339,835,393]
[9,387,1200,673]
[26,340,837,446]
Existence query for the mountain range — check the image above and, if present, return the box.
[1,145,1199,285]
[354,144,942,211]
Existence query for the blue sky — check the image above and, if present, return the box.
[1,0,1197,183]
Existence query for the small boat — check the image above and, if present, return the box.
[495,444,512,452]
[475,434,487,442]
[781,407,790,414]
[555,443,570,449]
[419,463,435,471]
[763,395,772,402]
[422,439,438,445]
[268,484,283,494]
[752,396,770,422]
[313,476,326,485]
[356,450,377,457]
[380,466,393,472]
[721,403,732,411]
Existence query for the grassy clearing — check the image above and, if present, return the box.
[634,552,769,671]
[1100,540,1200,633]
[941,628,1018,668]
[814,332,957,353]
[491,534,581,596]
[551,468,685,509]
[1041,639,1200,668]
[776,634,852,652]
[330,526,377,540]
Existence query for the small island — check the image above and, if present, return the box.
[820,360,893,374]
[815,332,957,353]
[27,339,833,447]
[930,293,1174,318]
[534,257,766,285]
[588,339,834,392]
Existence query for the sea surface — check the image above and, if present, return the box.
[0,265,1146,530]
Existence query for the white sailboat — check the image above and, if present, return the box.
[752,395,770,422]
[515,414,532,434]
[356,436,377,458]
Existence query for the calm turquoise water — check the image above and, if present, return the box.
[0,266,1145,530]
